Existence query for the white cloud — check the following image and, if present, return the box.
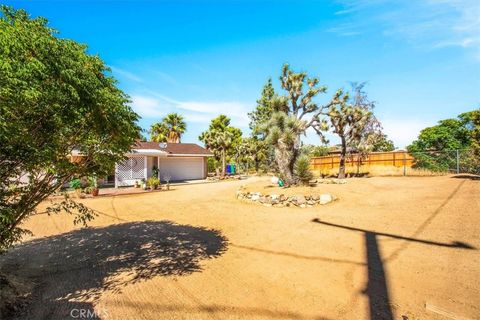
[380,118,434,148]
[110,66,143,82]
[333,0,480,52]
[130,95,164,117]
[130,94,250,128]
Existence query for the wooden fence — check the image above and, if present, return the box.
[310,151,415,176]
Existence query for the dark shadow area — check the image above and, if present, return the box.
[0,221,228,320]
[311,219,476,250]
[450,174,480,180]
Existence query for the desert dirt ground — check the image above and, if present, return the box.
[1,175,479,320]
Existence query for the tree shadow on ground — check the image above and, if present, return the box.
[0,221,228,320]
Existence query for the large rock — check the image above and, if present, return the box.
[250,192,262,201]
[319,194,333,205]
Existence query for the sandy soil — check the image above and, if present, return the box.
[0,175,479,320]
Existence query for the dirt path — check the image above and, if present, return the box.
[1,175,479,319]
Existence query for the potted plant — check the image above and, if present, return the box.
[87,176,99,196]
[141,178,147,190]
[134,180,140,188]
[69,178,82,198]
[152,166,160,179]
[146,177,160,190]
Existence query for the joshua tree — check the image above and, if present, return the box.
[262,64,343,185]
[328,83,374,178]
[201,129,234,177]
[199,115,242,177]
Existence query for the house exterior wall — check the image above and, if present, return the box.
[114,155,208,187]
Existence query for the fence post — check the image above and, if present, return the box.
[456,149,460,174]
[403,152,406,176]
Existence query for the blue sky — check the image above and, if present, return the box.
[6,0,480,147]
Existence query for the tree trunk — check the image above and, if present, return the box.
[275,147,296,186]
[254,156,260,173]
[339,136,347,179]
[221,148,226,177]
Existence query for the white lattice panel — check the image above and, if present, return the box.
[116,157,145,186]
[131,157,144,179]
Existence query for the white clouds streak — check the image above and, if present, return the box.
[130,94,250,128]
[332,0,480,52]
[110,66,143,82]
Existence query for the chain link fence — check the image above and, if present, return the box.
[408,149,479,175]
[311,149,479,177]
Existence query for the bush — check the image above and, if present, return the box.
[146,177,160,188]
[69,179,82,190]
[294,155,314,185]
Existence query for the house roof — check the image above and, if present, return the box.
[133,141,213,156]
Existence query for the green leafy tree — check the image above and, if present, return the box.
[470,109,480,157]
[0,7,139,252]
[407,110,479,173]
[370,133,395,152]
[301,144,330,157]
[248,78,275,138]
[248,79,276,171]
[150,113,187,143]
[199,115,242,177]
[262,64,341,185]
[236,137,268,173]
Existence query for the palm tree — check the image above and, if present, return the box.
[163,113,187,143]
[149,113,187,143]
[150,122,169,142]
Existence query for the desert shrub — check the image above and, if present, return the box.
[294,155,314,185]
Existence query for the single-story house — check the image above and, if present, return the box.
[114,141,212,187]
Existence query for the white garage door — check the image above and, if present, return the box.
[159,157,204,181]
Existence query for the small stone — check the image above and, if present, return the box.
[311,194,320,201]
[294,195,306,205]
[251,194,260,201]
[270,194,280,200]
